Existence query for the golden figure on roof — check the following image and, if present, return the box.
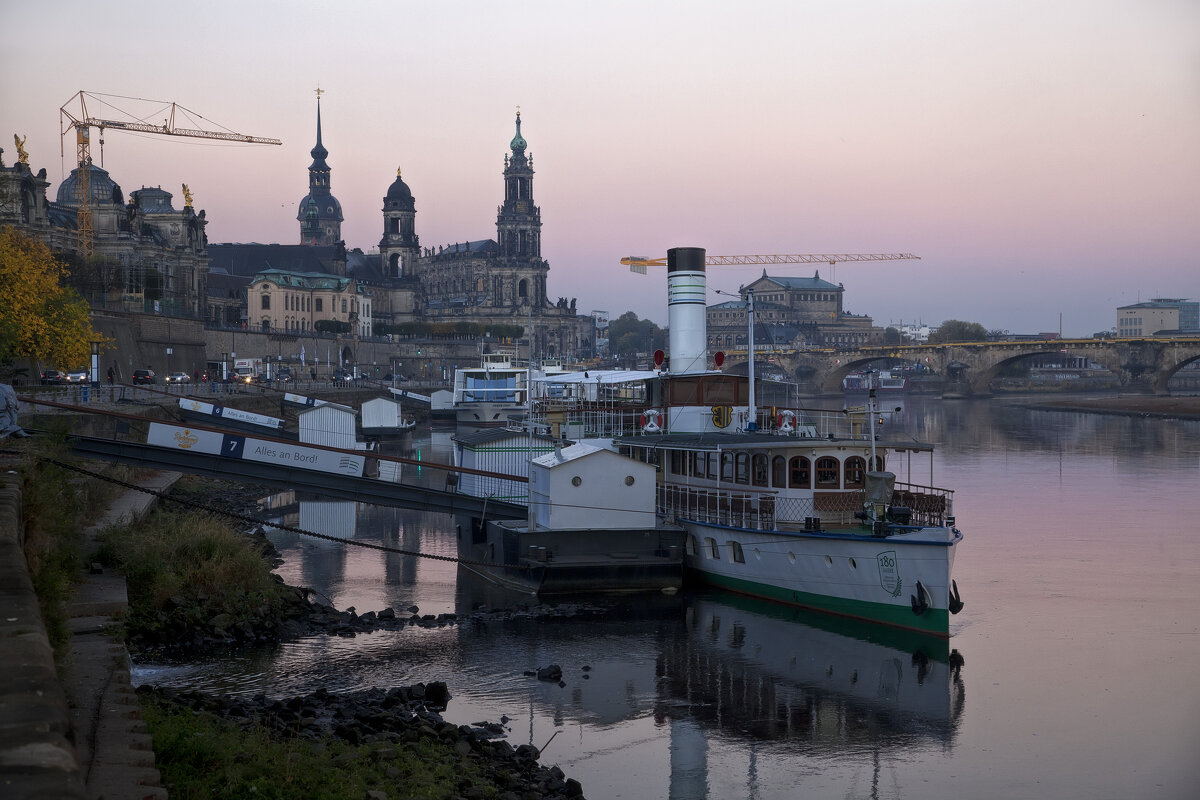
[13,134,29,165]
[182,183,193,208]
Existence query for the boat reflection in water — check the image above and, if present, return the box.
[660,591,963,741]
[655,592,964,799]
[451,570,965,798]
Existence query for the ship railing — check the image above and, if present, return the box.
[533,399,649,438]
[657,484,778,530]
[892,481,954,527]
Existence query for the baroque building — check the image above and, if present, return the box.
[0,141,210,318]
[706,270,878,350]
[248,269,372,337]
[378,111,590,358]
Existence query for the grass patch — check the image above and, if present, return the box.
[97,508,295,639]
[141,696,497,800]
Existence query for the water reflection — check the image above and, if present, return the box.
[134,579,964,799]
[130,399,1200,798]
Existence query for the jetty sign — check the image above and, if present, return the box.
[178,398,284,431]
[147,422,364,476]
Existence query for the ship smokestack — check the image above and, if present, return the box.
[667,247,707,373]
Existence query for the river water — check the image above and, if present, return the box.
[133,397,1200,799]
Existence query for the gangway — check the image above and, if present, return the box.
[22,397,525,520]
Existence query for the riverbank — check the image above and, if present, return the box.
[1009,394,1200,419]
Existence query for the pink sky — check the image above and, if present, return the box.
[3,0,1197,336]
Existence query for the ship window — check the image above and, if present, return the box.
[692,451,706,477]
[844,457,867,489]
[670,450,683,475]
[752,453,768,487]
[705,537,720,559]
[685,535,698,556]
[872,455,886,471]
[735,453,749,484]
[703,376,738,405]
[789,456,811,488]
[771,456,787,487]
[707,453,718,479]
[721,452,734,481]
[728,541,745,563]
[670,377,702,405]
[816,457,840,487]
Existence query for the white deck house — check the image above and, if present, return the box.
[361,397,409,434]
[528,443,656,530]
[298,404,362,450]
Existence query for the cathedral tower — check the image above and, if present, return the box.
[380,167,418,278]
[496,111,542,261]
[495,110,547,307]
[297,92,344,246]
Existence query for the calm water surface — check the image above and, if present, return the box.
[134,398,1200,799]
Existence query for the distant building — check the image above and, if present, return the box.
[1117,298,1199,337]
[0,146,210,318]
[706,271,876,350]
[211,106,590,357]
[247,269,372,336]
[890,321,937,343]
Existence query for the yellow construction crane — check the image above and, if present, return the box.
[621,252,920,284]
[60,90,282,257]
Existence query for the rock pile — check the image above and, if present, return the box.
[140,683,586,799]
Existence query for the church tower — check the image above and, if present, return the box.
[497,111,541,259]
[297,92,344,245]
[380,167,419,278]
[495,110,547,306]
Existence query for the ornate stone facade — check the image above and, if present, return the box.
[0,144,210,318]
[706,271,878,350]
[376,112,592,359]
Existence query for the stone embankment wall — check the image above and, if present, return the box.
[0,480,88,798]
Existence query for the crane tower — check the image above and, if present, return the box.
[59,90,282,258]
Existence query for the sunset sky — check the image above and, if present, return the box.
[3,0,1197,336]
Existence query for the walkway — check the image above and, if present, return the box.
[0,464,178,800]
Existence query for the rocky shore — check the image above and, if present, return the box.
[140,683,585,799]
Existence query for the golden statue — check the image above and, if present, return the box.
[182,183,193,208]
[13,134,29,165]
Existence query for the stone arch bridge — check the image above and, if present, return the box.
[723,337,1200,396]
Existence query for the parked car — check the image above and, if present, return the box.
[66,369,88,384]
[165,371,191,384]
[132,369,156,385]
[276,367,294,383]
[40,369,66,385]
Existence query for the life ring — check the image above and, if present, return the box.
[642,409,662,433]
[776,409,796,432]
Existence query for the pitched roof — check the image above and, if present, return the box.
[208,243,344,277]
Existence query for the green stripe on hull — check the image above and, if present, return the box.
[692,570,951,637]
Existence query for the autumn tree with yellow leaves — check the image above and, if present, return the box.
[0,225,104,369]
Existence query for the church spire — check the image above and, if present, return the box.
[510,108,527,153]
[297,87,343,245]
[310,89,329,167]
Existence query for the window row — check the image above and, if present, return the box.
[261,293,352,314]
[668,450,884,490]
